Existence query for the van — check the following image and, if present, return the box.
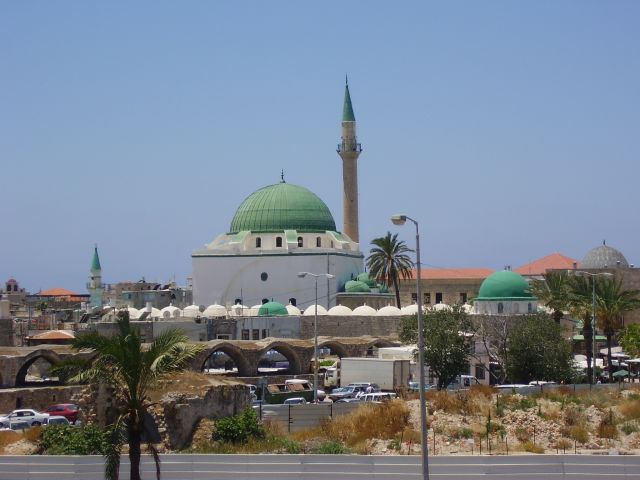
[361,392,397,403]
[447,375,480,390]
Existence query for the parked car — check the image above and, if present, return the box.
[45,415,70,426]
[0,409,50,428]
[283,397,306,405]
[408,381,436,392]
[44,404,79,424]
[328,386,363,402]
[361,392,397,403]
[334,397,363,404]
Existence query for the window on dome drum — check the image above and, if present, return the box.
[276,237,282,247]
[242,330,250,340]
[497,302,504,314]
[435,292,443,304]
[459,293,467,304]
[514,303,520,314]
[262,329,268,338]
[316,237,322,247]
[528,303,532,313]
[424,293,431,304]
[256,237,261,248]
[297,237,303,247]
[289,298,297,306]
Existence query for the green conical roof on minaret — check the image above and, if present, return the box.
[342,77,356,122]
[91,245,101,272]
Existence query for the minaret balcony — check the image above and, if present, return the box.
[337,142,362,153]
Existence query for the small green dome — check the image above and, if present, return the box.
[356,273,377,288]
[229,182,336,234]
[345,280,371,293]
[258,301,288,316]
[477,270,534,300]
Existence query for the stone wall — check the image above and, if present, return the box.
[0,385,85,413]
[301,315,401,339]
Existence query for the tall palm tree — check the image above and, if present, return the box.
[366,232,414,308]
[54,311,203,480]
[568,275,597,382]
[595,277,640,381]
[530,270,571,324]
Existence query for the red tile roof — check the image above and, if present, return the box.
[409,268,495,280]
[38,288,78,297]
[515,253,578,276]
[28,330,75,340]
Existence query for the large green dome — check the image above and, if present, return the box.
[476,270,534,300]
[229,182,337,234]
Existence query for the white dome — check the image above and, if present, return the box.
[286,303,302,315]
[328,305,353,316]
[431,303,452,312]
[121,307,140,320]
[145,307,162,318]
[377,305,402,316]
[353,304,377,316]
[203,304,227,317]
[303,305,328,316]
[401,304,419,315]
[182,305,202,318]
[247,304,263,316]
[161,305,181,318]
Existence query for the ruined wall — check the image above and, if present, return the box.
[0,385,85,413]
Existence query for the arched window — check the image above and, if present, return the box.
[255,237,261,248]
[316,237,322,247]
[528,303,532,313]
[497,302,504,314]
[276,237,282,247]
[297,237,303,247]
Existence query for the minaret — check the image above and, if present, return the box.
[337,77,362,242]
[88,245,104,308]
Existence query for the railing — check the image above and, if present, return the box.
[337,142,362,153]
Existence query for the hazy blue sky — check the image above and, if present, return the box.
[2,1,639,293]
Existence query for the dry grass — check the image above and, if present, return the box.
[619,399,640,420]
[0,431,21,453]
[23,426,42,443]
[294,400,410,447]
[149,371,242,401]
[426,390,463,413]
[520,441,545,453]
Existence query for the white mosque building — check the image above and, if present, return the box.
[192,81,365,309]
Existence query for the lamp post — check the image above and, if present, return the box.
[572,270,613,385]
[297,271,335,403]
[391,214,429,480]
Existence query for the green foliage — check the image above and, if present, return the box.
[521,441,544,453]
[530,271,571,323]
[213,407,265,444]
[312,440,349,454]
[366,232,414,308]
[619,324,640,358]
[450,427,473,439]
[40,424,109,455]
[400,306,474,390]
[621,422,638,435]
[506,313,574,383]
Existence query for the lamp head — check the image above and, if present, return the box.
[326,274,335,279]
[391,214,407,226]
[297,272,307,278]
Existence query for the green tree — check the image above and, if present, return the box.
[619,324,640,358]
[595,277,640,381]
[366,232,414,308]
[530,270,571,324]
[568,275,597,382]
[399,306,474,390]
[506,313,574,383]
[53,312,203,480]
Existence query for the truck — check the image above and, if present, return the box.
[324,358,411,392]
[263,379,325,404]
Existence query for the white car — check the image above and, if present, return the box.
[0,409,50,428]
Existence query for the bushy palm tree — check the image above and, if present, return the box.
[54,312,203,480]
[530,270,571,324]
[595,277,640,381]
[366,232,414,308]
[568,275,597,382]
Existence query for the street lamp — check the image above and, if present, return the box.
[391,214,429,480]
[297,271,335,403]
[571,270,613,385]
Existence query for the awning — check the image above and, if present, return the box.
[572,334,607,341]
[612,370,629,378]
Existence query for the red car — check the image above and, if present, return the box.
[44,404,79,424]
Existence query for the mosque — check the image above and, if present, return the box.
[191,81,366,310]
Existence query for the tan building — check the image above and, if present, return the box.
[397,268,494,307]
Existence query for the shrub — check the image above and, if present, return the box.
[515,427,531,443]
[40,424,109,455]
[619,399,640,420]
[597,409,618,439]
[450,427,473,440]
[621,422,638,435]
[312,440,349,454]
[426,390,462,413]
[520,441,544,453]
[568,425,590,444]
[213,407,265,444]
[563,404,584,427]
[553,438,573,451]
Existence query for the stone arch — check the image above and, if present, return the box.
[258,341,302,375]
[198,343,253,377]
[317,340,349,358]
[15,350,62,387]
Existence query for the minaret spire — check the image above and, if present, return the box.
[337,77,362,242]
[88,244,104,308]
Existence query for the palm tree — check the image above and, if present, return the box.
[595,277,640,381]
[568,275,597,382]
[54,311,203,480]
[530,270,571,324]
[366,232,414,308]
